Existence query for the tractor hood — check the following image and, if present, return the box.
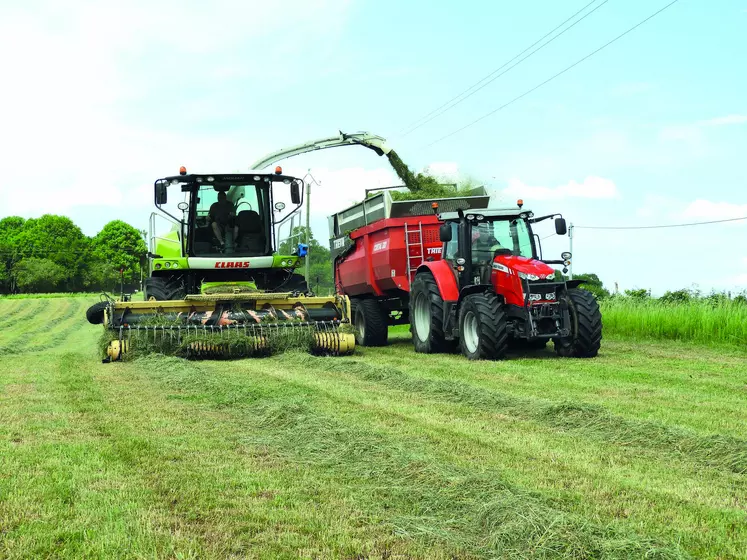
[494,255,557,280]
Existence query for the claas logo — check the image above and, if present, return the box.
[214,261,251,269]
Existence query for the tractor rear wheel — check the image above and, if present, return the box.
[144,277,185,301]
[352,299,388,346]
[409,272,449,353]
[458,293,508,360]
[554,288,602,358]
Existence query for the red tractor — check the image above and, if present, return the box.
[330,193,602,359]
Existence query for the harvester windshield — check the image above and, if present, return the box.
[192,182,270,257]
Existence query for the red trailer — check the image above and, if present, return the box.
[329,192,490,346]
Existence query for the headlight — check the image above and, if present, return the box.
[529,293,542,301]
[280,260,287,267]
[155,263,162,269]
[561,251,572,260]
[456,257,466,265]
[172,263,178,269]
[545,292,557,300]
[527,274,540,281]
[518,272,527,279]
[466,214,474,220]
[164,262,171,268]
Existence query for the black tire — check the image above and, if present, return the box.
[144,277,185,301]
[458,293,508,360]
[86,301,109,325]
[409,272,449,353]
[555,288,602,358]
[352,299,388,346]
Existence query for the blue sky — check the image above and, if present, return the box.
[0,0,745,294]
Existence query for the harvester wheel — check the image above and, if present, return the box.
[409,272,449,353]
[352,299,388,346]
[144,277,185,301]
[458,293,508,360]
[86,301,109,325]
[555,288,602,358]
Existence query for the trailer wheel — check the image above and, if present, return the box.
[459,293,508,360]
[410,272,449,353]
[554,288,602,358]
[86,301,109,325]
[352,299,388,346]
[144,277,185,301]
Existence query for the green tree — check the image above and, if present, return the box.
[13,258,67,293]
[14,215,90,290]
[278,226,333,294]
[91,220,148,285]
[0,216,25,293]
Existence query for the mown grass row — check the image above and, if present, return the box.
[600,298,747,345]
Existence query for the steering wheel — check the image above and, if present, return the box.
[235,201,253,212]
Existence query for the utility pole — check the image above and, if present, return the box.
[305,171,312,284]
[568,223,574,280]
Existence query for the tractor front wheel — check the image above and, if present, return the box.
[409,272,449,354]
[352,299,388,346]
[458,293,508,360]
[555,288,602,358]
[144,277,185,301]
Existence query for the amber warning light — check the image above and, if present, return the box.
[275,166,283,175]
[517,199,524,208]
[179,166,187,176]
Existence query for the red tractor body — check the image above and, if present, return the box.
[329,192,602,358]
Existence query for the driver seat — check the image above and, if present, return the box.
[236,210,265,253]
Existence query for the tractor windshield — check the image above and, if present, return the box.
[192,183,270,257]
[472,218,534,262]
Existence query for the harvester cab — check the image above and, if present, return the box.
[148,168,308,298]
[409,203,602,360]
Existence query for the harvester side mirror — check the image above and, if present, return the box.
[555,218,567,236]
[155,183,167,205]
[439,224,452,243]
[290,181,301,205]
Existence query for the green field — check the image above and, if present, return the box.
[0,297,745,559]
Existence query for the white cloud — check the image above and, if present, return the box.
[682,199,747,220]
[0,0,352,230]
[698,114,747,127]
[502,176,619,201]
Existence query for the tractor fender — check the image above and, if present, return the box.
[415,261,459,301]
[458,284,504,305]
[565,279,587,290]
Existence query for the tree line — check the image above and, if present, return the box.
[0,215,147,294]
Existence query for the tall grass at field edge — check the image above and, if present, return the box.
[601,298,747,345]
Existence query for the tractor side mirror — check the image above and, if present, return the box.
[290,181,301,205]
[155,183,167,205]
[439,224,452,243]
[555,217,567,236]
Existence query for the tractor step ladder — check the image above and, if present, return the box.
[405,221,425,285]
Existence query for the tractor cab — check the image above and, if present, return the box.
[437,207,569,289]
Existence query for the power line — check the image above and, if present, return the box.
[575,215,747,230]
[423,0,680,148]
[399,0,610,137]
